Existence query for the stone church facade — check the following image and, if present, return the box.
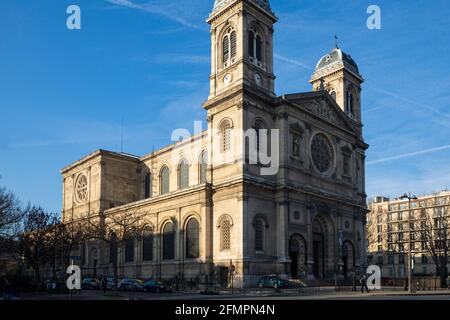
[61,0,368,286]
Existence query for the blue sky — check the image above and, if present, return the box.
[0,0,449,212]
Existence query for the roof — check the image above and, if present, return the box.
[314,47,360,76]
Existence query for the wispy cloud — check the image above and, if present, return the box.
[274,53,310,70]
[372,87,450,121]
[104,0,204,30]
[367,144,450,165]
[149,53,210,65]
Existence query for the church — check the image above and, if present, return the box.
[60,0,368,287]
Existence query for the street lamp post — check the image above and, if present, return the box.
[400,193,418,294]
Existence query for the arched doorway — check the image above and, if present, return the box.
[312,220,325,278]
[289,235,306,278]
[342,241,355,277]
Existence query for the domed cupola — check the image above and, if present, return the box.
[312,47,362,82]
[310,45,364,123]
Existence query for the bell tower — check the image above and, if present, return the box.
[206,0,277,101]
[310,46,364,124]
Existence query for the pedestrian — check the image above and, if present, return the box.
[360,274,370,293]
[101,276,107,294]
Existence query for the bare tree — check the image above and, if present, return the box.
[414,206,449,288]
[16,206,57,283]
[83,210,143,281]
[0,187,22,237]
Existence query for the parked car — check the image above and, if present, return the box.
[82,278,101,290]
[118,278,144,292]
[143,280,172,293]
[258,275,290,289]
[106,278,117,290]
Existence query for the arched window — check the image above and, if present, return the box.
[223,28,237,67]
[346,90,355,117]
[186,219,200,259]
[163,222,175,260]
[109,232,117,264]
[179,159,189,190]
[248,27,263,65]
[160,166,170,195]
[254,219,264,252]
[222,36,229,64]
[220,217,231,251]
[142,227,153,262]
[124,236,134,263]
[230,31,237,59]
[144,172,151,199]
[221,121,232,152]
[199,151,208,184]
[256,34,262,61]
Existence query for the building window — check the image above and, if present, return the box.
[377,215,382,223]
[398,232,404,241]
[377,225,382,233]
[223,35,229,65]
[398,212,403,220]
[398,223,404,231]
[124,236,134,263]
[222,29,237,67]
[163,222,175,260]
[220,217,231,251]
[186,219,200,259]
[109,233,117,264]
[248,28,263,65]
[254,219,264,252]
[178,159,189,190]
[377,235,382,243]
[377,255,383,265]
[221,121,232,152]
[399,254,405,265]
[199,151,208,184]
[343,154,351,176]
[160,166,170,195]
[345,90,355,117]
[387,224,393,232]
[292,135,301,158]
[294,211,300,220]
[142,227,153,262]
[378,245,383,252]
[388,254,394,265]
[144,172,151,199]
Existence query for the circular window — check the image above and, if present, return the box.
[75,174,88,203]
[311,134,334,174]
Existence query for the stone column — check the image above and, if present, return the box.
[305,205,315,279]
[276,201,290,277]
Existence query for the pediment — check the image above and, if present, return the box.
[282,92,357,134]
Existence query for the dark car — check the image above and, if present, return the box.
[118,279,144,292]
[82,278,101,290]
[143,280,172,293]
[106,277,117,290]
[258,275,290,289]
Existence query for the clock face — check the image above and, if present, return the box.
[223,74,232,86]
[254,73,262,85]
